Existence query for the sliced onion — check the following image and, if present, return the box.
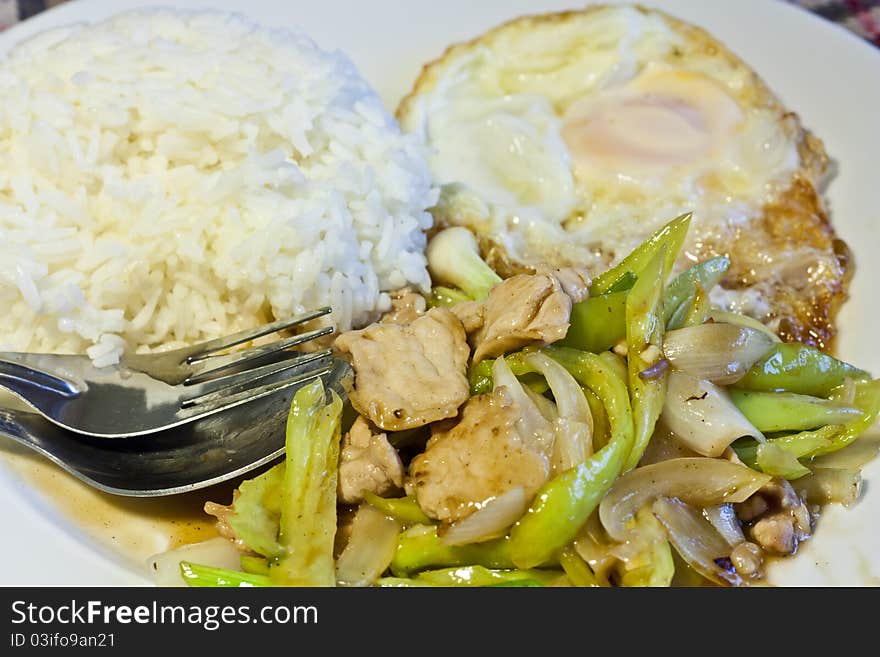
[709,309,782,343]
[651,497,743,586]
[524,352,594,470]
[148,537,242,587]
[493,357,554,454]
[663,370,765,457]
[336,504,401,586]
[637,423,701,466]
[439,487,528,546]
[599,457,772,542]
[703,504,746,547]
[663,324,776,385]
[794,468,863,507]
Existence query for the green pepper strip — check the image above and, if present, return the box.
[591,213,691,296]
[561,291,628,354]
[811,379,880,457]
[735,343,870,397]
[415,565,560,587]
[507,347,634,569]
[363,492,433,526]
[663,255,730,325]
[623,247,668,471]
[729,389,864,432]
[180,561,270,587]
[733,425,841,468]
[390,525,523,577]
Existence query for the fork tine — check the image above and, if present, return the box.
[179,363,334,417]
[186,307,332,362]
[183,326,335,385]
[180,350,332,409]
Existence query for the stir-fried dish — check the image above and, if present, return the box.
[162,215,880,587]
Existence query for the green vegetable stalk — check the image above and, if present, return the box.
[414,565,560,587]
[180,561,270,587]
[623,247,668,471]
[735,343,870,397]
[390,525,520,576]
[226,463,284,558]
[811,379,880,457]
[269,379,343,587]
[507,347,634,569]
[363,492,433,526]
[428,286,471,309]
[561,291,627,354]
[663,255,730,325]
[590,213,691,296]
[559,547,600,587]
[729,389,864,432]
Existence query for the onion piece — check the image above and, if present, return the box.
[336,504,401,586]
[493,357,555,455]
[440,487,528,546]
[709,309,782,343]
[652,497,743,586]
[148,537,242,587]
[703,504,746,547]
[599,457,772,542]
[793,468,863,507]
[663,324,776,385]
[663,371,766,457]
[524,352,594,470]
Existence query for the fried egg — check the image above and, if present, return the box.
[398,5,850,349]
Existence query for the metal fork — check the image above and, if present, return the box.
[0,356,353,496]
[0,308,337,438]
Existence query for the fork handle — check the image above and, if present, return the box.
[0,358,81,399]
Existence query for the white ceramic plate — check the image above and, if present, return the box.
[1,0,878,586]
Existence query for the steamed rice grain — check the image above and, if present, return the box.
[0,9,436,366]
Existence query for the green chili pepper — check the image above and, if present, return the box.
[468,355,548,396]
[663,255,730,325]
[811,379,880,456]
[729,389,864,432]
[508,347,634,569]
[735,343,870,397]
[363,492,433,526]
[733,425,841,468]
[590,213,691,296]
[561,291,627,353]
[390,525,520,576]
[623,247,668,471]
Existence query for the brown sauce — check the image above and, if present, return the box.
[0,440,235,576]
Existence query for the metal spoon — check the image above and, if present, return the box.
[0,359,353,497]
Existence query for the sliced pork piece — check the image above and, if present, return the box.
[410,387,551,523]
[335,307,470,431]
[472,272,573,363]
[450,300,485,334]
[337,416,405,504]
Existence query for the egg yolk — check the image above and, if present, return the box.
[562,68,743,179]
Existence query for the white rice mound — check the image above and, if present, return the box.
[0,9,435,366]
